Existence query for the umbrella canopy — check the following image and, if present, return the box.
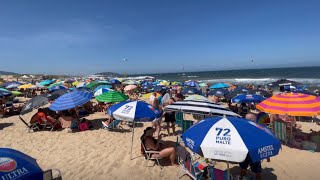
[18,84,35,89]
[47,82,62,89]
[152,85,167,92]
[251,89,272,98]
[6,83,20,89]
[208,89,230,97]
[0,88,10,92]
[142,84,154,91]
[182,87,201,95]
[0,148,43,180]
[110,79,121,84]
[87,81,111,90]
[94,88,113,97]
[96,91,129,103]
[209,83,230,89]
[225,87,252,100]
[172,81,182,85]
[11,91,23,96]
[256,93,320,116]
[164,100,240,117]
[231,94,265,103]
[142,92,161,99]
[182,117,281,163]
[49,85,67,92]
[142,81,153,86]
[124,85,137,92]
[93,85,113,92]
[184,80,200,87]
[47,89,68,100]
[0,89,12,97]
[199,83,208,87]
[49,91,93,111]
[184,95,213,103]
[20,96,49,115]
[107,101,161,122]
[38,80,53,86]
[76,82,87,88]
[72,81,81,87]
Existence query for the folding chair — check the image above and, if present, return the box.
[140,137,162,169]
[39,117,60,132]
[18,115,41,133]
[101,120,122,130]
[182,120,194,133]
[176,145,204,180]
[273,120,289,144]
[43,169,62,180]
[175,112,184,127]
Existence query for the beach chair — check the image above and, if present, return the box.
[101,120,122,130]
[177,145,204,180]
[182,120,194,133]
[175,112,184,127]
[207,165,231,180]
[39,117,60,132]
[273,121,289,144]
[18,115,41,133]
[43,169,62,180]
[140,137,162,169]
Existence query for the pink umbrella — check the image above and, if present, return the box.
[124,85,137,92]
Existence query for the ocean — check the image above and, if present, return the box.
[129,66,320,90]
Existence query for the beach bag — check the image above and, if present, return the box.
[78,121,89,131]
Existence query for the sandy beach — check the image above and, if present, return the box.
[1,111,320,180]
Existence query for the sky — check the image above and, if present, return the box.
[0,0,320,75]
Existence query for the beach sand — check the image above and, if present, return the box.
[1,113,320,180]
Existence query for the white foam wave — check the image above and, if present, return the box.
[187,76,199,78]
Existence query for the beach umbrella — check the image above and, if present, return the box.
[20,96,49,115]
[49,85,67,92]
[93,85,113,92]
[47,82,62,89]
[87,81,111,90]
[256,93,320,116]
[268,79,301,89]
[142,81,153,86]
[256,112,271,125]
[0,89,12,97]
[76,82,87,88]
[199,83,208,87]
[0,88,10,92]
[49,90,93,111]
[225,87,252,100]
[184,95,213,103]
[182,87,201,95]
[172,81,182,86]
[72,81,80,87]
[75,87,92,92]
[251,89,272,98]
[107,100,161,159]
[94,88,113,97]
[0,148,43,180]
[142,84,154,91]
[47,89,68,100]
[38,80,53,86]
[151,85,167,92]
[182,116,281,178]
[65,79,75,83]
[184,80,199,87]
[209,83,230,89]
[164,100,240,117]
[110,79,121,84]
[5,83,20,89]
[153,81,159,85]
[11,91,23,96]
[294,90,318,96]
[208,89,230,97]
[142,92,161,99]
[231,94,265,104]
[124,85,137,92]
[96,91,129,102]
[18,84,35,89]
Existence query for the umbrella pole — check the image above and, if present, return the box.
[130,121,135,160]
[227,161,230,180]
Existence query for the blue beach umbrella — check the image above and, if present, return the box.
[107,100,161,159]
[110,79,121,84]
[142,81,153,86]
[152,85,167,92]
[208,89,230,97]
[0,148,43,180]
[0,89,12,97]
[94,85,112,92]
[182,117,281,177]
[182,87,201,95]
[38,80,53,86]
[209,83,230,89]
[184,80,200,87]
[5,83,20,89]
[231,94,265,103]
[94,88,112,97]
[49,85,67,92]
[49,90,93,111]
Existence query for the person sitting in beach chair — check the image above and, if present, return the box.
[36,108,61,131]
[141,127,178,166]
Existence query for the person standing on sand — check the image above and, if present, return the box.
[239,113,270,180]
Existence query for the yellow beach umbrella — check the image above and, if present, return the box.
[72,81,81,86]
[18,84,34,89]
[142,92,161,99]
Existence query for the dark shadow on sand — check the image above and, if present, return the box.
[229,166,277,180]
[0,123,14,130]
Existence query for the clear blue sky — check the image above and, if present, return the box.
[0,0,320,75]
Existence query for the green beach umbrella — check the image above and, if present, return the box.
[95,91,129,103]
[47,82,62,89]
[87,81,111,90]
[0,88,10,92]
[11,91,23,96]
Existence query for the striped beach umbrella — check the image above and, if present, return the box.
[256,93,320,116]
[164,100,240,117]
[95,91,128,102]
[94,88,112,97]
[49,91,93,111]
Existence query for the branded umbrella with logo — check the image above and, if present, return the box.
[0,148,43,180]
[208,89,230,97]
[182,116,281,179]
[231,94,265,103]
